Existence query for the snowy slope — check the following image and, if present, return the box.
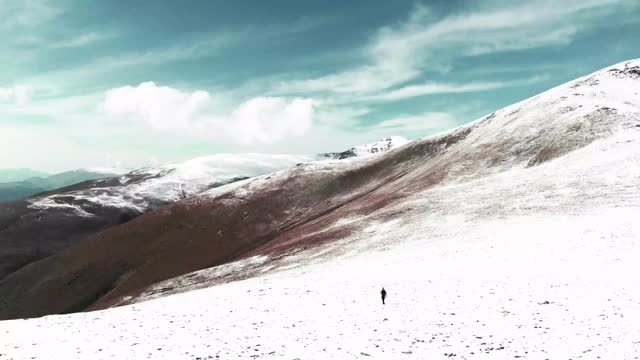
[27,153,311,215]
[0,153,309,282]
[317,136,409,160]
[4,131,640,360]
[1,59,640,359]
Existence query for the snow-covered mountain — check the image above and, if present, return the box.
[2,59,640,359]
[0,153,309,281]
[316,136,409,160]
[28,153,311,215]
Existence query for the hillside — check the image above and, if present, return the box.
[0,154,309,282]
[1,59,638,328]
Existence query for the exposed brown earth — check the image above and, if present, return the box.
[0,196,141,281]
[0,170,249,283]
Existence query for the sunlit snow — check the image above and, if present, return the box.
[2,60,640,359]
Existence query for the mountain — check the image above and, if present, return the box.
[0,137,404,203]
[1,59,638,327]
[0,169,118,202]
[29,154,314,213]
[0,169,49,183]
[33,169,119,191]
[0,168,49,183]
[317,136,409,160]
[0,182,48,203]
[0,153,309,284]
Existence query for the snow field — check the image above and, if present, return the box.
[2,206,639,360]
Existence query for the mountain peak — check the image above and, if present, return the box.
[604,58,640,79]
[317,136,410,160]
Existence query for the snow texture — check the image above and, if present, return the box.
[26,153,311,215]
[316,136,410,160]
[2,59,640,359]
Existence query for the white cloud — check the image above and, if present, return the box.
[14,17,331,93]
[278,65,419,95]
[2,0,634,173]
[314,106,372,126]
[0,0,60,30]
[100,82,315,144]
[0,85,32,105]
[0,88,11,101]
[226,96,315,143]
[277,0,631,96]
[101,82,211,131]
[50,32,112,49]
[372,112,458,134]
[367,76,547,102]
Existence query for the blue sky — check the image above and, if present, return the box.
[1,0,639,172]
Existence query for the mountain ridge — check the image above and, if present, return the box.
[0,169,50,183]
[0,154,310,285]
[0,169,118,202]
[1,58,637,320]
[316,136,410,160]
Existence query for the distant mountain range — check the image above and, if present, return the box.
[0,169,119,202]
[0,136,407,203]
[0,168,50,183]
[317,136,409,160]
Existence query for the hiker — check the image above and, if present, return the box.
[380,287,387,305]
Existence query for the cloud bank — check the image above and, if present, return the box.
[101,82,315,144]
[0,85,31,105]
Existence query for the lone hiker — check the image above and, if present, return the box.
[380,287,387,305]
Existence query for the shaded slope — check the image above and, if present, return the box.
[0,155,307,283]
[0,183,47,203]
[1,59,639,320]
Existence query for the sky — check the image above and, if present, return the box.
[0,0,639,173]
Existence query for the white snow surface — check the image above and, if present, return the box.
[3,60,640,359]
[27,153,311,214]
[317,136,410,160]
[349,136,409,157]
